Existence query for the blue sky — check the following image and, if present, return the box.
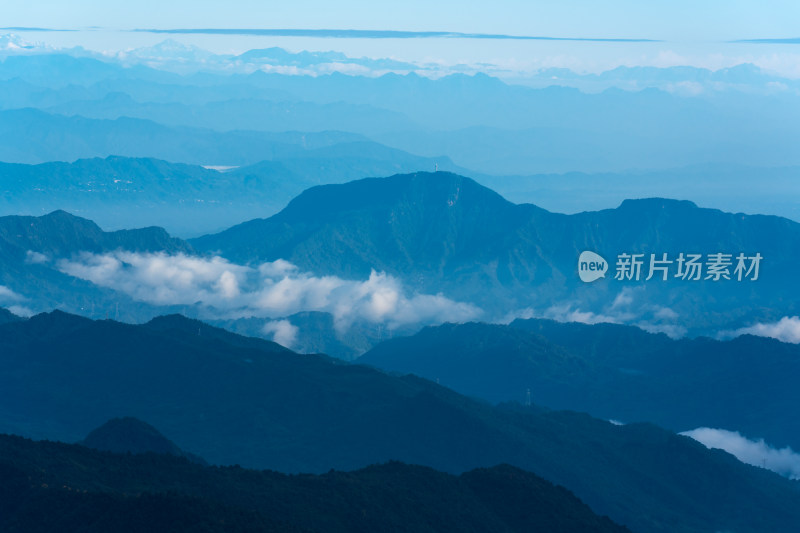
[5,0,800,41]
[4,1,800,76]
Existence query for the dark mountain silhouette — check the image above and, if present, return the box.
[212,310,411,360]
[0,311,799,532]
[360,319,800,450]
[145,313,296,355]
[360,322,585,404]
[0,433,628,533]
[81,417,206,464]
[0,307,21,324]
[192,171,800,333]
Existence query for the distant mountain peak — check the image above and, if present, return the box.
[82,417,180,454]
[119,39,216,63]
[27,309,93,328]
[0,209,191,255]
[145,313,293,354]
[275,171,515,221]
[81,416,206,464]
[41,208,97,222]
[617,198,699,210]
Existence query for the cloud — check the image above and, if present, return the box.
[262,319,299,349]
[682,427,800,480]
[611,287,635,309]
[0,285,24,303]
[0,286,29,316]
[136,28,657,43]
[25,250,49,264]
[57,251,481,330]
[6,305,33,317]
[542,303,623,325]
[724,316,800,344]
[733,38,800,44]
[498,287,686,338]
[653,306,679,320]
[58,251,251,308]
[636,322,687,339]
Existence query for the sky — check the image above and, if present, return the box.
[4,1,800,75]
[4,0,800,41]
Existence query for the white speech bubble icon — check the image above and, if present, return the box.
[578,251,608,283]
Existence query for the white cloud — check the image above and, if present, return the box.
[682,427,800,480]
[543,303,622,325]
[0,286,30,317]
[0,285,24,303]
[262,319,299,349]
[57,251,481,330]
[611,287,635,309]
[636,322,687,339]
[6,305,33,317]
[653,306,679,321]
[58,251,250,307]
[725,316,800,344]
[497,288,685,338]
[0,33,47,53]
[25,250,49,264]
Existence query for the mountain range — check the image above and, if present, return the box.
[0,108,444,168]
[0,154,457,235]
[193,171,799,334]
[0,428,629,533]
[2,49,800,233]
[3,52,800,176]
[2,171,798,342]
[2,37,798,533]
[80,416,207,465]
[0,310,800,532]
[0,209,191,320]
[360,319,800,451]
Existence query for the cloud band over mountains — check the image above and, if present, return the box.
[682,427,800,480]
[56,251,481,330]
[722,316,800,344]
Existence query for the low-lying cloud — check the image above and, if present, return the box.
[725,316,800,344]
[25,250,49,264]
[499,287,687,338]
[262,319,299,349]
[0,285,23,303]
[0,285,33,317]
[682,427,800,480]
[57,251,481,330]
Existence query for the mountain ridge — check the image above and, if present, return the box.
[360,317,800,451]
[1,309,800,532]
[81,416,207,464]
[192,171,799,334]
[0,432,630,533]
